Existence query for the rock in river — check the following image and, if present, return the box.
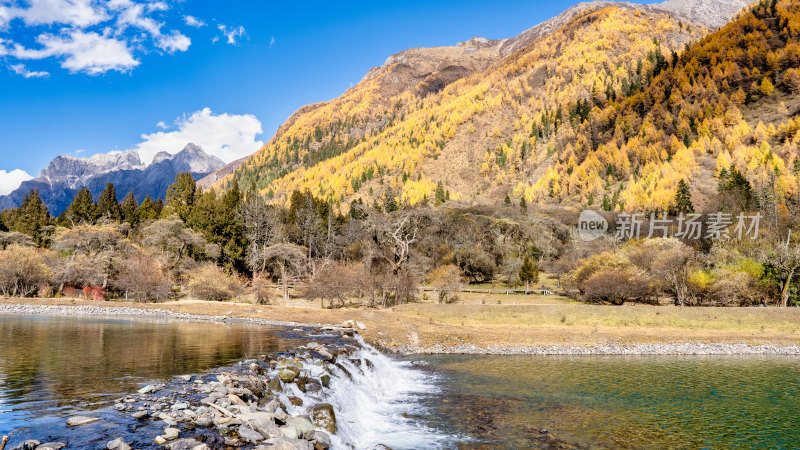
[106,438,131,450]
[65,416,99,427]
[36,443,65,450]
[285,416,315,440]
[9,440,39,450]
[238,424,265,443]
[277,369,298,382]
[310,403,337,434]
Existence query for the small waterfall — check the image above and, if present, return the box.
[273,335,453,449]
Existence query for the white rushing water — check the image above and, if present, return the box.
[275,335,454,449]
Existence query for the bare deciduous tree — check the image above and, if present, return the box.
[252,243,306,301]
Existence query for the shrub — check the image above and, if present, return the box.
[706,269,766,306]
[187,264,243,301]
[111,252,172,302]
[249,276,273,305]
[38,285,53,298]
[303,262,364,308]
[0,245,53,297]
[82,285,106,301]
[427,264,464,303]
[582,267,650,305]
[62,286,80,298]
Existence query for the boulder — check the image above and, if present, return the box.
[276,358,303,371]
[238,424,265,443]
[240,411,282,438]
[65,416,99,427]
[105,438,131,450]
[228,393,248,406]
[137,384,159,395]
[11,441,40,450]
[164,427,180,440]
[268,377,283,392]
[165,438,205,450]
[310,403,336,434]
[314,350,334,361]
[130,410,149,420]
[278,369,298,383]
[285,416,316,440]
[194,416,213,427]
[320,374,331,388]
[254,438,313,450]
[35,443,65,450]
[313,431,332,449]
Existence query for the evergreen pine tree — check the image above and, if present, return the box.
[11,189,52,246]
[504,193,512,205]
[519,196,527,211]
[672,179,694,214]
[137,196,159,221]
[434,181,446,206]
[602,194,612,211]
[63,186,96,226]
[96,182,121,220]
[165,172,197,221]
[120,191,139,225]
[518,255,539,289]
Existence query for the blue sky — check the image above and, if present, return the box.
[0,0,651,193]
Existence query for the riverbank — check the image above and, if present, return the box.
[3,298,800,355]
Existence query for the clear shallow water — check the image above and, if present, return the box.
[2,314,799,449]
[417,354,800,449]
[0,314,297,442]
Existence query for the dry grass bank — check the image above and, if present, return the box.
[4,295,800,351]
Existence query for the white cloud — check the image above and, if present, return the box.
[183,15,204,27]
[156,30,190,53]
[13,30,139,74]
[9,63,49,78]
[1,0,193,74]
[5,0,109,28]
[113,1,162,36]
[269,36,275,48]
[147,1,167,12]
[217,24,246,45]
[0,169,33,195]
[156,121,168,129]
[135,108,263,164]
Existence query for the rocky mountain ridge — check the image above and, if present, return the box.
[0,144,224,216]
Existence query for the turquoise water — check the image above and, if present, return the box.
[418,354,800,449]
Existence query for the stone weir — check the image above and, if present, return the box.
[5,325,450,450]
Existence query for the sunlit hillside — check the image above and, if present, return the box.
[216,1,800,215]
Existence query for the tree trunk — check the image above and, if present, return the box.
[280,263,289,302]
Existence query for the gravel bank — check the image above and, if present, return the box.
[0,303,332,328]
[404,342,800,355]
[4,302,800,356]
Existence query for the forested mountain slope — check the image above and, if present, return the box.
[211,0,782,213]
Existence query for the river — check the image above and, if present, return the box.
[1,314,798,448]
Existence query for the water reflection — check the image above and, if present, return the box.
[0,314,294,435]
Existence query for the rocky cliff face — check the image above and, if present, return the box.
[0,144,224,215]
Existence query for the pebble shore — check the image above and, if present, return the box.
[405,342,800,355]
[3,302,799,356]
[0,303,329,328]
